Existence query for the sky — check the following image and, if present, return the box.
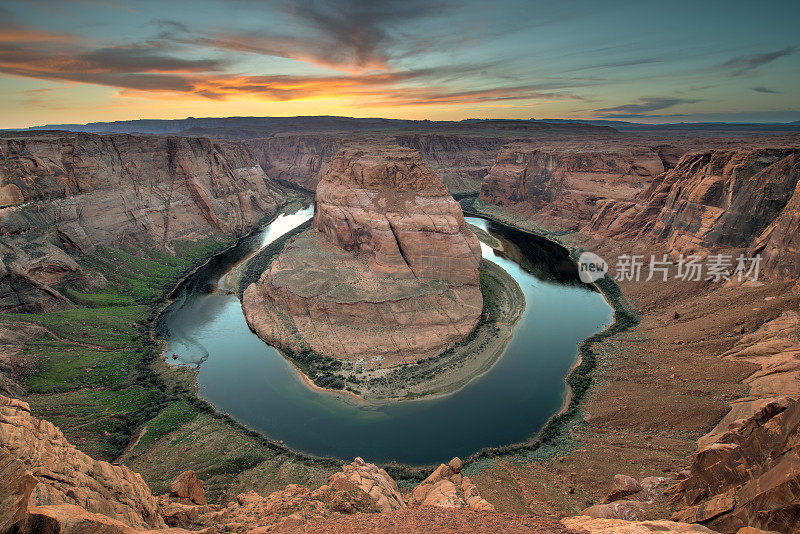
[0,0,799,128]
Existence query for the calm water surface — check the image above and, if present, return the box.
[158,208,613,465]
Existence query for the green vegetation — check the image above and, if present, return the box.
[23,387,164,460]
[133,400,199,453]
[61,287,137,307]
[80,238,232,303]
[2,236,234,460]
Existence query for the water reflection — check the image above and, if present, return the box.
[156,208,613,464]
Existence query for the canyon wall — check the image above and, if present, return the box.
[479,143,666,228]
[394,134,506,194]
[244,134,341,191]
[589,148,800,279]
[245,132,505,194]
[475,139,800,279]
[0,132,286,311]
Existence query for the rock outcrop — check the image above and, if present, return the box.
[668,396,800,533]
[562,516,716,533]
[314,145,482,284]
[243,145,483,365]
[0,448,36,533]
[708,311,800,436]
[580,474,666,521]
[589,148,800,279]
[160,457,407,532]
[409,457,495,511]
[0,132,285,311]
[0,394,163,530]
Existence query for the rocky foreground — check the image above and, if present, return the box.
[1,392,732,534]
[243,145,483,366]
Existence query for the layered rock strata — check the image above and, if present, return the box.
[669,396,800,533]
[0,395,163,530]
[479,144,666,227]
[589,148,800,279]
[0,132,285,311]
[243,145,483,365]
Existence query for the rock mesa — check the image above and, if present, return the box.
[243,145,483,366]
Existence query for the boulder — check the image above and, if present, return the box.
[410,457,495,512]
[326,457,405,513]
[603,474,644,503]
[169,471,207,506]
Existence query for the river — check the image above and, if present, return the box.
[157,206,613,465]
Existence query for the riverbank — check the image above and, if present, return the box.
[125,202,625,493]
[457,198,799,521]
[233,218,526,402]
[347,259,525,402]
[456,200,637,460]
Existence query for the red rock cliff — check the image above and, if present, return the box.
[314,145,482,285]
[0,132,286,311]
[243,145,483,366]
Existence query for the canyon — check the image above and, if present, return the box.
[0,132,286,312]
[1,120,799,533]
[1,391,719,533]
[242,144,483,369]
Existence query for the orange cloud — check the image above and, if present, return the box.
[0,17,577,110]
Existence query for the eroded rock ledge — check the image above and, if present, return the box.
[243,145,483,367]
[2,391,726,533]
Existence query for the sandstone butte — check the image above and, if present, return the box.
[1,392,728,534]
[242,144,484,366]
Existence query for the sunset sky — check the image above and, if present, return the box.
[1,0,798,128]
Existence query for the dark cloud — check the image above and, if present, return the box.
[78,47,225,73]
[0,39,218,92]
[595,97,699,118]
[287,0,451,68]
[157,0,453,72]
[721,47,795,75]
[753,86,781,94]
